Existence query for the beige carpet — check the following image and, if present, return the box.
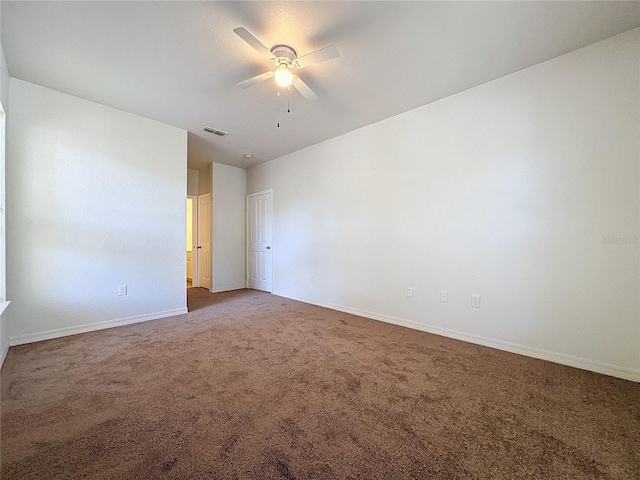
[1,288,638,479]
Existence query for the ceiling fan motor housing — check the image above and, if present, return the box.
[270,44,297,62]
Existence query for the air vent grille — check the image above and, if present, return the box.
[202,127,228,136]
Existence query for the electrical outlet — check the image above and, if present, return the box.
[471,294,481,308]
[311,275,316,282]
[407,287,413,298]
[118,285,127,296]
[440,291,448,303]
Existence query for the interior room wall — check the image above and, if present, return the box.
[247,29,640,381]
[186,198,194,252]
[0,27,10,366]
[198,164,211,195]
[187,169,199,196]
[212,162,246,292]
[0,36,7,111]
[6,79,188,344]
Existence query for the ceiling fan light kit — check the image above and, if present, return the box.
[274,63,293,88]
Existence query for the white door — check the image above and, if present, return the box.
[247,191,272,292]
[198,193,212,289]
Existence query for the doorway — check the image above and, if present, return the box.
[186,195,198,288]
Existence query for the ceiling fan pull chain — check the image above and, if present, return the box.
[287,86,291,114]
[276,87,281,127]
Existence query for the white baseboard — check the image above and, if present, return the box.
[9,308,188,346]
[280,293,640,383]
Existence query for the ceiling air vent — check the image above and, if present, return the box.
[202,126,228,137]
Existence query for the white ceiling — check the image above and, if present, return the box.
[2,1,639,170]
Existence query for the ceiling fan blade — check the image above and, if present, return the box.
[233,27,277,63]
[292,76,318,102]
[293,45,339,69]
[236,71,274,89]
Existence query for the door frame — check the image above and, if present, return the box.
[187,194,198,287]
[246,189,273,293]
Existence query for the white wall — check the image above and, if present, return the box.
[187,169,199,196]
[0,24,10,365]
[7,79,188,343]
[0,50,7,114]
[198,164,211,195]
[248,29,640,381]
[0,1,7,115]
[212,162,246,292]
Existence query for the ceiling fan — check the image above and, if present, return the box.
[234,27,340,102]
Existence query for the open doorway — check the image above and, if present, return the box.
[186,195,198,288]
[186,163,212,294]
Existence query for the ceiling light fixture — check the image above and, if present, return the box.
[243,154,253,159]
[235,28,339,103]
[274,63,293,88]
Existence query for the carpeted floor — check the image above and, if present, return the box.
[1,288,638,479]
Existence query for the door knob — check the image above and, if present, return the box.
[266,246,271,250]
[197,246,202,249]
